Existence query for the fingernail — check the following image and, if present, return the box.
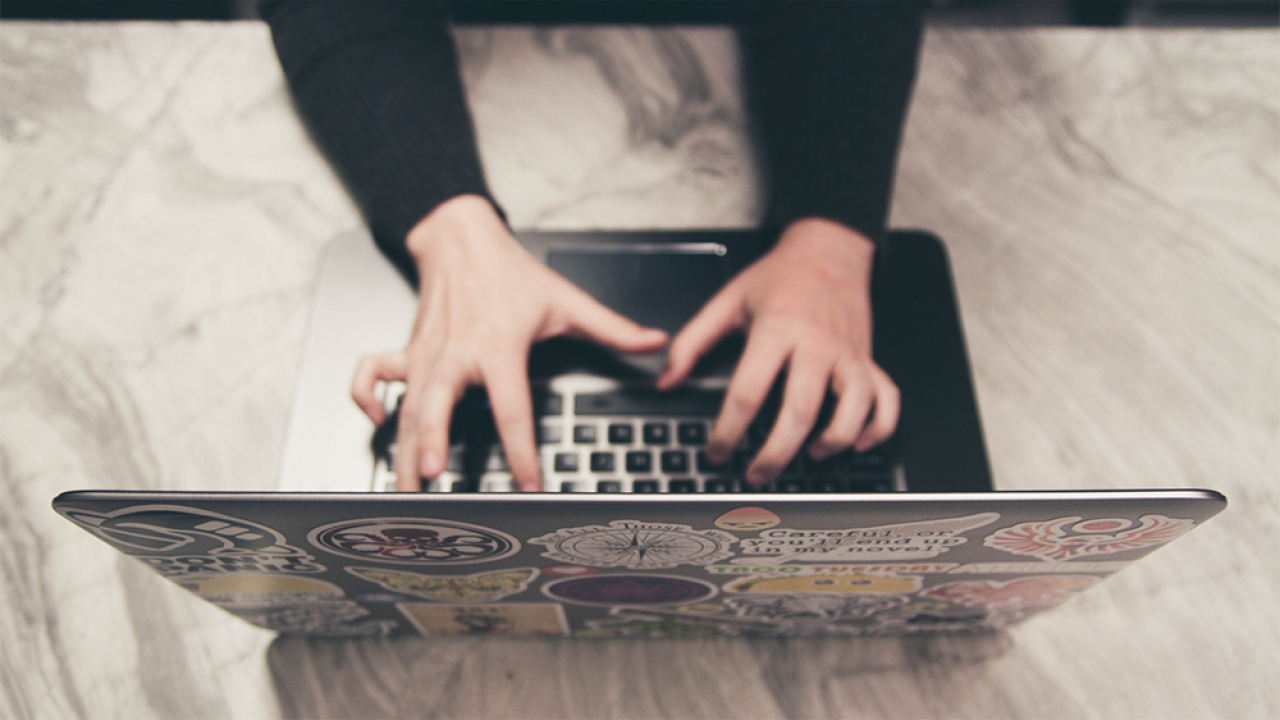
[746,468,767,487]
[419,450,442,478]
[809,445,831,462]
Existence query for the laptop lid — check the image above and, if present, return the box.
[51,488,1226,637]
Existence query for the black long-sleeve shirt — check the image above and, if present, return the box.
[263,1,924,282]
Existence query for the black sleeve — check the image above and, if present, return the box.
[262,0,496,284]
[743,0,926,248]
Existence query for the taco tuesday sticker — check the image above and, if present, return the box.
[530,520,737,569]
[734,513,1000,564]
[347,567,538,603]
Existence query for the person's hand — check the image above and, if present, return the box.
[656,218,899,487]
[351,195,668,491]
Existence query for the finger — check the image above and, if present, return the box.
[656,286,743,390]
[351,351,407,425]
[854,365,901,452]
[808,361,877,460]
[558,287,669,353]
[746,353,833,487]
[395,380,458,492]
[484,358,542,492]
[705,331,791,464]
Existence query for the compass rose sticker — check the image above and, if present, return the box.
[530,520,737,569]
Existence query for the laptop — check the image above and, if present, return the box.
[52,229,1226,638]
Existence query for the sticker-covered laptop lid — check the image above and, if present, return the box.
[53,490,1224,638]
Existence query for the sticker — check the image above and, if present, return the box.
[309,518,519,565]
[576,610,745,639]
[59,505,325,577]
[542,574,718,606]
[708,563,956,575]
[735,513,999,564]
[724,572,922,594]
[983,515,1195,562]
[715,507,781,531]
[397,603,568,637]
[950,561,1132,574]
[530,520,736,569]
[347,567,538,603]
[225,600,397,637]
[175,575,396,634]
[543,565,598,577]
[178,575,344,605]
[725,593,907,622]
[869,600,1023,634]
[356,593,408,604]
[922,576,1099,611]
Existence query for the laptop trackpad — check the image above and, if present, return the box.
[545,246,737,377]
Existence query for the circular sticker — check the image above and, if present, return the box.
[531,521,736,569]
[309,518,519,565]
[543,574,718,606]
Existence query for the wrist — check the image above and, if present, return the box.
[775,217,877,282]
[406,194,508,266]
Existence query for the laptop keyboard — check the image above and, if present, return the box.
[371,377,902,494]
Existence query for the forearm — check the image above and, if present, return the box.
[743,0,926,249]
[263,0,496,284]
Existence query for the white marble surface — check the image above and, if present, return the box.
[1,21,1277,719]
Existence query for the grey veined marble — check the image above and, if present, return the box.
[2,21,1277,720]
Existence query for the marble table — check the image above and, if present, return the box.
[2,20,1276,720]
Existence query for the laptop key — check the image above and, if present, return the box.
[607,423,633,445]
[704,477,734,493]
[677,422,707,446]
[447,449,466,472]
[632,479,660,493]
[696,450,728,473]
[669,479,696,493]
[597,480,622,493]
[660,450,689,474]
[554,452,579,473]
[575,387,723,417]
[813,477,844,493]
[573,424,598,444]
[590,451,615,473]
[777,478,808,493]
[561,481,590,492]
[642,422,670,445]
[625,450,652,474]
[538,423,563,445]
[842,448,888,471]
[538,391,563,416]
[480,474,514,492]
[485,448,508,472]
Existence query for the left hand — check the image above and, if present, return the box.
[655,218,900,487]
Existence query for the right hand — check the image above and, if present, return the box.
[351,195,668,492]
